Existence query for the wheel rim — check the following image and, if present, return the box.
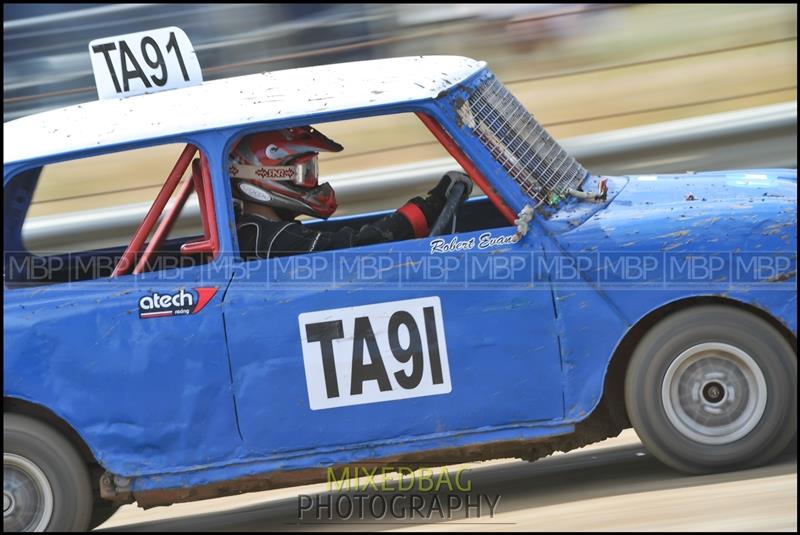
[3,453,54,532]
[662,342,768,445]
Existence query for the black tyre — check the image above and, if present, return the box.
[625,305,797,474]
[89,499,120,530]
[4,413,93,531]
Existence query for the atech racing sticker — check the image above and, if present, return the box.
[138,287,217,318]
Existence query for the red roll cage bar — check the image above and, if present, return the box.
[416,113,516,224]
[111,145,219,277]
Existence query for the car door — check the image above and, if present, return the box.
[223,223,563,456]
[4,259,242,474]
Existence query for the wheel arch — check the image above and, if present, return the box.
[4,397,104,481]
[597,295,797,429]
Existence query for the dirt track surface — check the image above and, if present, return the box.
[96,430,797,532]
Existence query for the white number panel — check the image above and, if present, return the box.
[89,26,202,99]
[299,297,452,410]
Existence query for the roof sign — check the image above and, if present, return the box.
[89,27,202,100]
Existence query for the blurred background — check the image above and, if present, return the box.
[4,3,797,225]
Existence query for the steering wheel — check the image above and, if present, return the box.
[429,172,471,236]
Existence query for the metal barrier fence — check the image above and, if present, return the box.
[22,102,797,252]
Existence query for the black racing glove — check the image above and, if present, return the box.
[397,172,475,238]
[426,171,474,211]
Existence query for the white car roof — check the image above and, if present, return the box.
[3,56,485,165]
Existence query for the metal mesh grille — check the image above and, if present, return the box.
[459,76,587,205]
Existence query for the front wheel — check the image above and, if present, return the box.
[625,305,797,474]
[4,414,92,531]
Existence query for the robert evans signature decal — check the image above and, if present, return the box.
[429,232,519,254]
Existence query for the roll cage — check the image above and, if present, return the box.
[108,112,518,277]
[111,146,219,277]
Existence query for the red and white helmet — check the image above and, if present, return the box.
[228,126,343,219]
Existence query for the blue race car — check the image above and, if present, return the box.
[3,28,797,532]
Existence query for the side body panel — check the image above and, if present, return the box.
[222,228,564,457]
[3,267,240,476]
[543,170,798,420]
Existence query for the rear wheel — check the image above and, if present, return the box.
[625,305,796,473]
[4,414,92,531]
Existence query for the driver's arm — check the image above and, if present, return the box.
[245,173,472,258]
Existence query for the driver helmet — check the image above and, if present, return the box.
[228,126,343,219]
